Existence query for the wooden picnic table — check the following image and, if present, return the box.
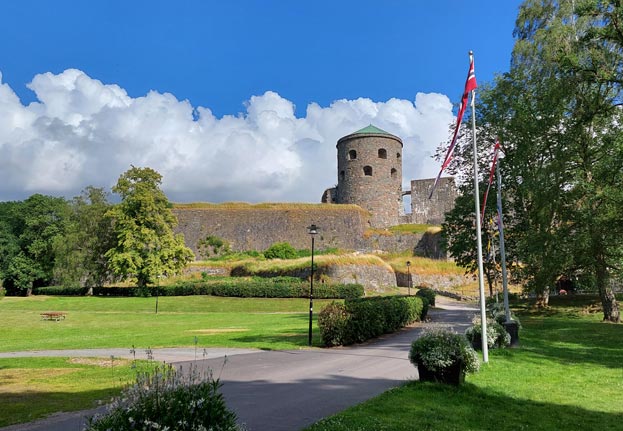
[40,312,66,321]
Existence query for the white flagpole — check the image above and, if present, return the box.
[469,51,489,363]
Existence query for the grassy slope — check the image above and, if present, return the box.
[306,301,623,430]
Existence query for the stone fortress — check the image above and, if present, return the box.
[321,125,457,228]
[174,125,457,257]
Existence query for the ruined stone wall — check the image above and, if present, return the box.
[335,132,403,228]
[173,203,369,259]
[410,177,457,225]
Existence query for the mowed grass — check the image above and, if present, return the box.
[307,300,623,430]
[0,295,335,352]
[0,357,157,427]
[0,295,333,427]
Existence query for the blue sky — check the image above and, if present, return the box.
[0,1,523,203]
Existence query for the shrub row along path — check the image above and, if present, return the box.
[0,297,476,431]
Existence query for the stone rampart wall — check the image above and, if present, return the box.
[173,204,370,258]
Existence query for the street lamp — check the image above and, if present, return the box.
[307,224,319,346]
[406,261,411,296]
[155,274,162,314]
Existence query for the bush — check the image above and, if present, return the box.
[32,278,364,300]
[465,316,511,350]
[34,286,88,296]
[86,364,237,431]
[264,242,298,260]
[198,235,231,258]
[409,329,480,375]
[0,286,5,300]
[318,302,350,347]
[488,301,522,329]
[318,295,427,346]
[415,287,436,307]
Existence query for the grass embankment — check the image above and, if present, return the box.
[189,253,393,277]
[0,357,156,427]
[306,296,623,431]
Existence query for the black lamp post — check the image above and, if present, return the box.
[406,261,411,296]
[307,224,319,346]
[155,274,161,314]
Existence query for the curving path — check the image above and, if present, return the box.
[0,297,476,431]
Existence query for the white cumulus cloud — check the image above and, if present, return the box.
[0,69,455,203]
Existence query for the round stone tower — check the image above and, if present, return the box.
[335,125,403,228]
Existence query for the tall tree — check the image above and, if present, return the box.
[54,187,117,290]
[105,167,194,290]
[3,195,70,295]
[475,0,621,320]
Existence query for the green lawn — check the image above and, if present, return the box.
[0,295,335,352]
[306,303,623,430]
[0,357,157,427]
[0,294,335,427]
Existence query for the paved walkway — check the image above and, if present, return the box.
[0,297,476,431]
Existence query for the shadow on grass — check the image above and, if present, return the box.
[306,381,623,431]
[519,313,623,369]
[0,388,111,428]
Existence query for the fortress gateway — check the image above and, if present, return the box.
[174,125,457,256]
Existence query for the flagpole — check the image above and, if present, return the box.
[469,51,489,363]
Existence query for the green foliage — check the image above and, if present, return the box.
[42,279,364,299]
[53,187,117,289]
[317,302,350,347]
[263,242,298,260]
[1,195,70,295]
[86,364,237,431]
[34,285,87,296]
[465,317,510,350]
[105,167,194,288]
[409,329,480,374]
[415,287,436,307]
[318,296,426,346]
[488,301,522,329]
[474,0,623,319]
[0,286,5,300]
[198,235,231,259]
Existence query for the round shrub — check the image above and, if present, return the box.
[415,287,436,307]
[263,242,298,260]
[409,329,480,374]
[465,317,511,350]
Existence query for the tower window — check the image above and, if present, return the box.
[378,148,387,159]
[363,166,373,176]
[397,152,401,159]
[391,168,397,179]
[340,170,345,180]
[348,150,357,160]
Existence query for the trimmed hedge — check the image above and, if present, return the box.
[318,295,427,347]
[34,279,364,300]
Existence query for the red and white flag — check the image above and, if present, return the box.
[429,54,477,199]
[480,138,501,220]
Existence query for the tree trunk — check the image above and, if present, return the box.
[536,286,550,308]
[595,260,620,323]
